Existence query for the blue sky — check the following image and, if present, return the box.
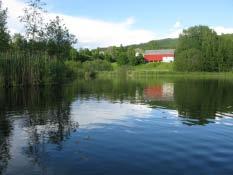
[46,0,233,28]
[4,0,233,48]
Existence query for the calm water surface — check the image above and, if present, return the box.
[0,78,233,175]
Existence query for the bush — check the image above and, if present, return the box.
[48,59,67,84]
[65,60,84,78]
[83,59,113,72]
[175,49,202,71]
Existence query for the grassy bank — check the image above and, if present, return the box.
[98,62,233,80]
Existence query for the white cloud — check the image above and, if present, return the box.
[174,21,181,29]
[2,0,25,34]
[71,100,152,128]
[3,0,233,48]
[55,14,156,48]
[166,21,183,38]
[166,22,233,39]
[2,0,157,48]
[211,26,233,35]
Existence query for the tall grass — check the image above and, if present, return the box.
[0,53,114,87]
[0,52,77,87]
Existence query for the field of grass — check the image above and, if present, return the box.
[133,62,174,72]
[111,62,119,70]
[99,62,233,80]
[111,62,174,72]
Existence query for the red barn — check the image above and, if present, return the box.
[144,49,175,62]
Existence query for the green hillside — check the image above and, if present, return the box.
[99,38,178,52]
[126,38,178,50]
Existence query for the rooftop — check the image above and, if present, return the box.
[145,49,175,55]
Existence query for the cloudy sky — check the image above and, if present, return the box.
[2,0,233,48]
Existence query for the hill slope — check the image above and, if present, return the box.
[99,38,178,51]
[126,38,178,50]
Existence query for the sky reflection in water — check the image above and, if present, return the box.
[0,78,233,175]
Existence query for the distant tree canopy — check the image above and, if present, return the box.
[125,38,178,51]
[46,16,77,58]
[0,0,10,51]
[17,0,77,58]
[175,26,233,72]
[19,0,46,40]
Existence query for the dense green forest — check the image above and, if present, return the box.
[0,0,233,87]
[175,26,233,72]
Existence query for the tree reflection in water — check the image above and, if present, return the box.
[174,79,233,125]
[0,86,79,174]
[0,78,233,174]
[0,111,12,175]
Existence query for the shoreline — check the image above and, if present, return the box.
[98,70,233,80]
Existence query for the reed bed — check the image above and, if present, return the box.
[0,52,73,87]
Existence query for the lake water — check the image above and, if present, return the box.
[0,78,233,175]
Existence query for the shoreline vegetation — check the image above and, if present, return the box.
[97,62,233,80]
[98,70,233,80]
[0,0,233,87]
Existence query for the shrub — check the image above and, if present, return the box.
[83,59,113,72]
[65,60,83,78]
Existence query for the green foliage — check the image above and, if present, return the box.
[175,48,202,71]
[83,59,113,72]
[46,16,77,58]
[99,38,178,52]
[126,38,178,51]
[19,0,46,40]
[216,35,233,71]
[128,50,144,66]
[18,1,77,59]
[104,53,114,62]
[99,46,143,66]
[11,33,27,51]
[127,48,136,65]
[114,45,128,65]
[116,52,128,65]
[0,52,49,86]
[0,52,82,87]
[48,59,67,84]
[65,60,83,78]
[175,25,233,72]
[0,1,10,51]
[77,48,93,62]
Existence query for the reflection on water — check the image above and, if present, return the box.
[144,83,174,101]
[174,79,233,125]
[71,100,152,128]
[0,78,233,175]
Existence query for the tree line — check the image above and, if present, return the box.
[0,0,76,58]
[0,0,115,86]
[0,0,144,64]
[175,26,233,72]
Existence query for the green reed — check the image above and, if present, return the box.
[0,52,75,87]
